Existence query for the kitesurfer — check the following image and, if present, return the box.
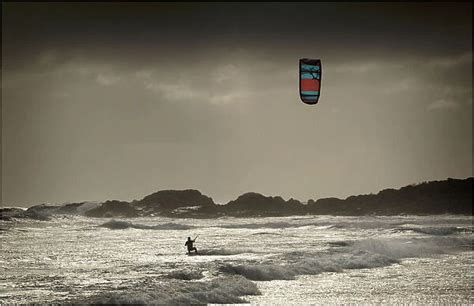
[185,236,198,254]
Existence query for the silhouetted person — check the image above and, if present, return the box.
[185,236,198,254]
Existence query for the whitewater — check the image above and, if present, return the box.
[0,215,472,304]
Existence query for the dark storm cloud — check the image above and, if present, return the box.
[3,2,471,69]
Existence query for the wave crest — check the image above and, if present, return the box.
[82,276,259,304]
[349,237,471,259]
[197,248,255,256]
[395,226,471,236]
[166,270,204,280]
[99,220,193,230]
[220,250,396,281]
[219,236,471,281]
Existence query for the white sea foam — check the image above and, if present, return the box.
[81,276,260,304]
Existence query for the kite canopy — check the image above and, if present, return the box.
[299,59,321,105]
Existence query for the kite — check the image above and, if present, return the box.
[299,58,322,105]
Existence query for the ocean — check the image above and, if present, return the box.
[0,215,472,304]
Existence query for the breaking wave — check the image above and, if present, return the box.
[216,220,400,230]
[217,222,297,229]
[215,221,332,230]
[197,248,256,256]
[166,270,204,280]
[80,276,259,304]
[394,226,471,236]
[327,241,351,247]
[219,236,472,281]
[251,232,283,236]
[220,250,396,281]
[348,237,472,259]
[99,220,193,230]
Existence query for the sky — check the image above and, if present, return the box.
[2,2,472,207]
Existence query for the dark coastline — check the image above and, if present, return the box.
[2,177,472,220]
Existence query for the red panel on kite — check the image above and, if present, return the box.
[299,58,322,105]
[301,79,320,91]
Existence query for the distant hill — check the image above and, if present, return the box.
[222,192,306,217]
[135,189,216,216]
[306,177,472,216]
[1,177,471,220]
